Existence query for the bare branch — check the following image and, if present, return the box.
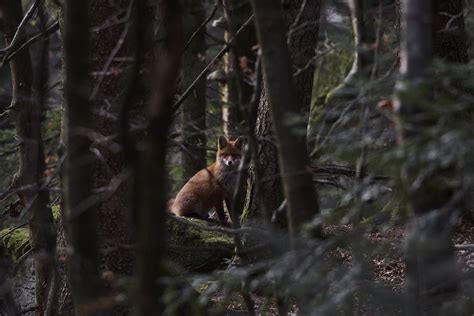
[182,0,219,53]
[0,0,41,54]
[172,14,254,113]
[2,21,59,66]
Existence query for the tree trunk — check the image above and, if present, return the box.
[87,1,136,277]
[0,1,56,314]
[62,0,109,314]
[221,0,257,138]
[250,0,321,236]
[248,87,284,222]
[284,0,323,119]
[58,0,156,313]
[0,246,17,315]
[181,0,207,182]
[308,0,380,158]
[133,1,184,314]
[432,0,469,63]
[393,0,468,64]
[248,0,322,226]
[396,0,459,313]
[344,0,378,84]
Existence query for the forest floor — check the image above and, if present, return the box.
[213,218,474,315]
[8,216,473,315]
[326,220,474,291]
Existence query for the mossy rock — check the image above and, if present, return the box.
[0,204,60,262]
[167,217,234,272]
[0,217,234,271]
[0,227,30,261]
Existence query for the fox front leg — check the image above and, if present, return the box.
[215,201,229,226]
[224,198,236,226]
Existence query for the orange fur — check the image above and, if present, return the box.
[169,136,244,225]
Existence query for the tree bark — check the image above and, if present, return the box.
[221,0,257,138]
[87,1,136,278]
[0,1,56,315]
[284,0,322,118]
[133,0,184,314]
[396,0,459,313]
[250,0,321,236]
[394,0,468,63]
[248,87,284,222]
[0,245,17,315]
[248,0,322,227]
[62,0,109,314]
[56,0,164,313]
[432,0,469,63]
[181,0,207,182]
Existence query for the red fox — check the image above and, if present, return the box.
[169,136,245,225]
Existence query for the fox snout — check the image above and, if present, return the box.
[221,156,240,167]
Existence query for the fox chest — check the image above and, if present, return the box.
[215,172,239,197]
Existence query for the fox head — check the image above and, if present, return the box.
[217,136,244,169]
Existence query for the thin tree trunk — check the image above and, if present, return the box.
[63,0,108,314]
[248,0,322,228]
[0,1,56,315]
[396,0,459,313]
[221,0,257,138]
[344,0,378,84]
[181,0,207,182]
[432,0,469,63]
[308,0,379,158]
[248,87,284,222]
[284,0,322,119]
[250,0,321,236]
[133,0,184,314]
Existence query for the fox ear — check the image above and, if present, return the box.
[218,136,228,149]
[233,136,245,149]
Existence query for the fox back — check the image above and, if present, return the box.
[169,136,245,224]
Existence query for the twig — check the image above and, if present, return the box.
[2,21,59,66]
[438,11,464,32]
[0,106,12,124]
[15,247,33,267]
[65,171,130,222]
[182,0,219,53]
[90,0,133,99]
[454,244,474,251]
[313,178,346,189]
[167,244,233,254]
[0,0,41,54]
[370,1,383,80]
[169,215,269,236]
[172,14,254,113]
[287,0,308,45]
[0,222,29,239]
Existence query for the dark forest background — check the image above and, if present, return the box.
[0,0,473,315]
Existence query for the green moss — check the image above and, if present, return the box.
[0,214,234,271]
[45,0,61,17]
[51,204,61,222]
[0,227,30,261]
[167,218,234,272]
